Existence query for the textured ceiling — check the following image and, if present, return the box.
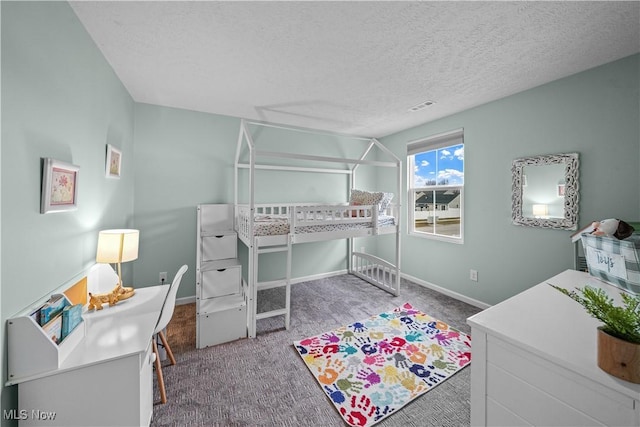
[69,1,640,138]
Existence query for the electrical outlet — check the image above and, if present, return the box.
[159,272,167,283]
[470,269,478,282]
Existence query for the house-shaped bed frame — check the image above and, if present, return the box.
[234,119,402,337]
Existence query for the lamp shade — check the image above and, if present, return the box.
[96,229,139,263]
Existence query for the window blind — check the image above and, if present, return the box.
[407,128,464,156]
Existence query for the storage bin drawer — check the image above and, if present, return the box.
[581,233,640,294]
[202,265,241,299]
[197,303,246,348]
[202,234,237,261]
[199,204,234,231]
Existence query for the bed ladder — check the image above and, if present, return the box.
[247,238,292,338]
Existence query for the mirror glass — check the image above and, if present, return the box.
[512,153,579,230]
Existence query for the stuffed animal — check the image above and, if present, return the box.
[591,218,635,240]
[87,284,135,311]
[112,283,135,301]
[88,290,119,311]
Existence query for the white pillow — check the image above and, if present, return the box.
[349,189,393,214]
[379,192,394,213]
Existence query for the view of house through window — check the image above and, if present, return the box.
[407,129,464,242]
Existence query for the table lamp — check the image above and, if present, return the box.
[96,229,139,289]
[532,204,549,218]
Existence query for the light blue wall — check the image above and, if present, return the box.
[1,2,135,421]
[378,54,640,305]
[132,104,239,299]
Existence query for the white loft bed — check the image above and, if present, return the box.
[234,119,402,338]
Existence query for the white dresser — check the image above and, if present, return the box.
[196,204,246,348]
[467,269,640,426]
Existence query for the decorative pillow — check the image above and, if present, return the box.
[350,189,393,214]
[350,189,384,206]
[379,192,394,214]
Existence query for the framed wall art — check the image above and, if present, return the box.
[41,158,80,214]
[105,144,122,179]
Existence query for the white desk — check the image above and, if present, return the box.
[7,284,168,427]
[467,269,640,426]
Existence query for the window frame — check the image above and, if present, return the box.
[407,129,464,244]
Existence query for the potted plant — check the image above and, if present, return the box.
[550,284,640,383]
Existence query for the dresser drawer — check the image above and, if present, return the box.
[487,336,637,426]
[202,265,241,299]
[202,234,237,261]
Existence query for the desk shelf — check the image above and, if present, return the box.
[7,296,85,385]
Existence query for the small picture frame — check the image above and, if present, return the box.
[41,158,80,214]
[105,144,122,179]
[557,183,566,197]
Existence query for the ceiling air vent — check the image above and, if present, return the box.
[408,100,436,112]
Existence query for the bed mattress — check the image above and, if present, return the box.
[252,214,396,236]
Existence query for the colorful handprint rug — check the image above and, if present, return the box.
[293,303,471,427]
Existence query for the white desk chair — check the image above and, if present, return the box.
[153,264,188,404]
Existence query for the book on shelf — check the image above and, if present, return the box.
[40,293,67,325]
[29,306,41,326]
[41,313,63,344]
[61,304,83,340]
[30,294,84,345]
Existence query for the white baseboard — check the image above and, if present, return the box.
[176,295,196,306]
[176,270,348,306]
[177,269,490,310]
[401,272,491,310]
[291,269,348,285]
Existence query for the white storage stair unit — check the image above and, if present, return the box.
[467,269,640,426]
[234,119,402,338]
[196,204,247,348]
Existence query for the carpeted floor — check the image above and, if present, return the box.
[151,274,482,426]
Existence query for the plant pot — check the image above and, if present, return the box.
[597,327,640,384]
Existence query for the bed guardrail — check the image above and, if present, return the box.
[351,251,400,296]
[236,204,293,243]
[292,204,377,225]
[236,202,392,242]
[235,204,250,244]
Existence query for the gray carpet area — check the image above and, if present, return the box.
[151,274,482,426]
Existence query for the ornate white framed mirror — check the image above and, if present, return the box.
[512,153,579,230]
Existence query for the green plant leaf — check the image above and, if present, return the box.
[550,284,640,344]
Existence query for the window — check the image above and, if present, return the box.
[407,129,464,243]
